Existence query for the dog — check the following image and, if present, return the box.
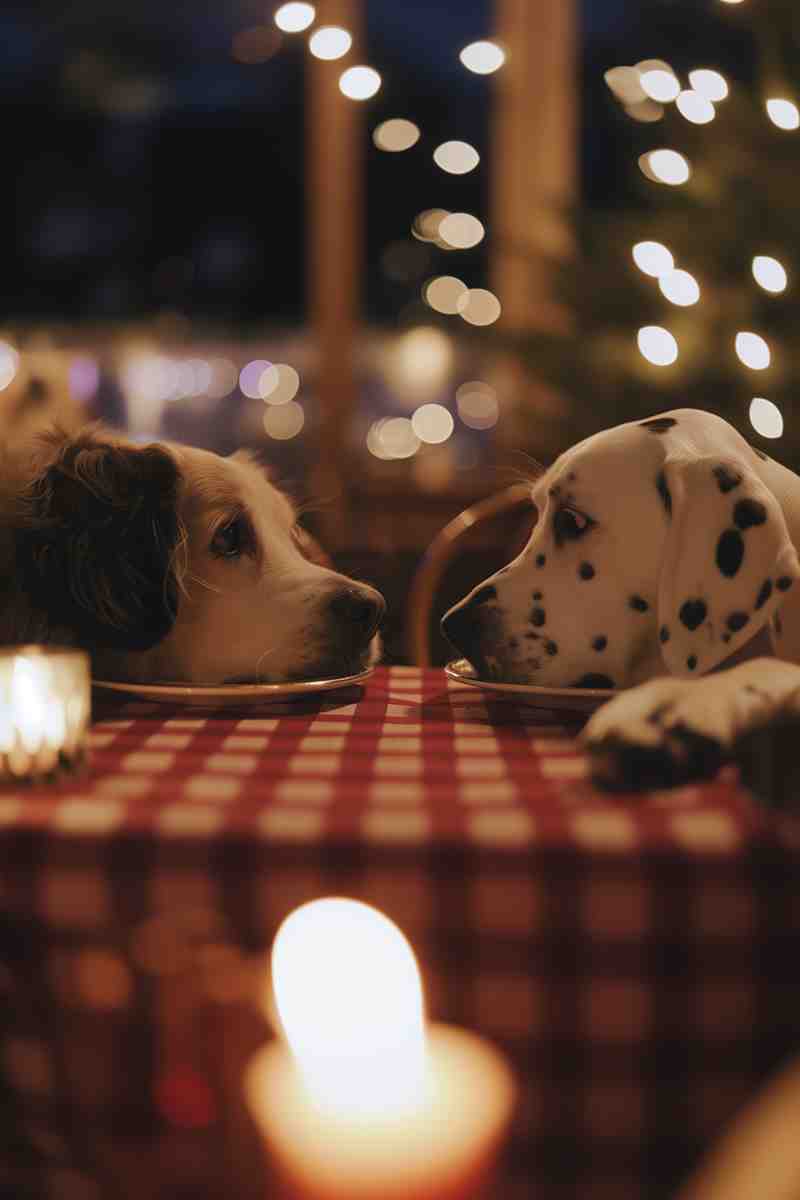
[0,425,384,684]
[442,408,800,789]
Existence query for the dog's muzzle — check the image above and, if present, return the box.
[327,586,385,655]
[440,586,498,663]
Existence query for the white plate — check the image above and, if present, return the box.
[445,659,614,714]
[92,666,375,707]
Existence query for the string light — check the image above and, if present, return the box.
[605,66,647,105]
[423,275,467,314]
[410,404,454,444]
[766,98,800,130]
[456,382,498,430]
[659,269,700,306]
[459,41,505,75]
[367,417,420,460]
[438,212,485,249]
[637,326,679,366]
[274,4,315,34]
[676,90,715,124]
[639,69,680,103]
[373,119,420,152]
[0,342,19,392]
[263,401,305,440]
[640,149,691,185]
[457,288,502,326]
[412,209,449,244]
[625,100,664,123]
[433,141,480,175]
[259,364,300,405]
[689,69,729,102]
[240,360,272,399]
[308,26,351,60]
[752,255,788,293]
[735,332,771,369]
[749,397,783,438]
[338,66,381,100]
[632,241,674,277]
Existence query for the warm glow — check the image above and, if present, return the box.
[385,326,453,404]
[339,65,381,100]
[459,40,505,75]
[438,212,485,249]
[639,69,680,103]
[749,397,783,439]
[766,98,800,130]
[411,403,454,444]
[604,66,646,104]
[0,342,20,392]
[689,69,729,102]
[659,269,700,306]
[632,241,674,277]
[752,255,788,293]
[433,140,480,175]
[424,275,467,314]
[259,363,300,405]
[308,25,351,60]
[274,3,315,33]
[676,89,716,124]
[456,381,499,429]
[240,360,272,399]
[642,149,691,184]
[263,401,304,440]
[373,119,420,152]
[638,326,679,366]
[720,0,745,4]
[457,288,502,326]
[736,332,771,370]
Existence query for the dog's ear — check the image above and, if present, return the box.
[15,431,183,651]
[657,455,800,677]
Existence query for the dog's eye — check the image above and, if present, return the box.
[553,506,592,542]
[210,515,254,559]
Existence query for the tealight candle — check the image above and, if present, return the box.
[0,646,90,782]
[245,898,516,1200]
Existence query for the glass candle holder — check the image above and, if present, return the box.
[0,646,91,783]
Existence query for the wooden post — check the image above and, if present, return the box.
[306,0,363,550]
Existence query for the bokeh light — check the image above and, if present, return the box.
[735,332,771,370]
[263,400,305,439]
[766,98,800,130]
[412,208,450,245]
[207,358,239,399]
[688,69,729,102]
[240,359,272,399]
[423,275,467,314]
[658,269,700,306]
[411,403,454,444]
[433,141,480,175]
[385,326,453,404]
[373,119,420,152]
[308,26,351,60]
[624,100,664,123]
[274,3,315,34]
[459,41,505,75]
[752,255,788,293]
[68,356,100,402]
[456,381,499,429]
[604,66,647,105]
[367,417,420,460]
[749,397,783,439]
[457,288,502,326]
[641,149,691,185]
[259,363,300,405]
[637,326,679,366]
[0,342,20,392]
[438,212,485,249]
[632,241,674,277]
[339,66,381,100]
[676,89,715,124]
[639,69,680,103]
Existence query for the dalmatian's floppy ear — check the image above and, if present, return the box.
[657,454,800,677]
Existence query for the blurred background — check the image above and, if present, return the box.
[2,0,797,664]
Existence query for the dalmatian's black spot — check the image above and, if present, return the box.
[639,417,677,433]
[733,498,767,529]
[567,471,576,482]
[629,595,649,612]
[679,599,707,631]
[755,579,772,609]
[726,611,749,632]
[750,443,768,462]
[716,529,745,577]
[777,576,794,591]
[545,641,558,656]
[722,632,731,643]
[655,471,672,517]
[578,562,595,580]
[592,635,607,651]
[533,591,542,601]
[573,674,615,689]
[508,637,519,650]
[530,607,546,627]
[472,586,497,606]
[535,554,546,567]
[659,625,670,643]
[712,465,742,494]
[548,484,561,498]
[687,655,698,671]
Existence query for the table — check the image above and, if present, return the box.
[1,665,799,1200]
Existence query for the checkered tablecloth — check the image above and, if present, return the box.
[1,665,800,1200]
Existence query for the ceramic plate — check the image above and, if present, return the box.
[445,659,614,714]
[92,666,374,707]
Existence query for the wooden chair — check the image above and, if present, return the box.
[406,483,536,667]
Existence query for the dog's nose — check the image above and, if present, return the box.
[441,586,496,653]
[329,587,385,642]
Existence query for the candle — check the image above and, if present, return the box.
[245,898,516,1200]
[0,646,90,781]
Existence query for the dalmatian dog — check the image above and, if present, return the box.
[442,409,800,789]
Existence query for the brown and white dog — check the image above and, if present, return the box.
[0,425,384,684]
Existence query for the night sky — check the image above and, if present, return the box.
[1,1,752,325]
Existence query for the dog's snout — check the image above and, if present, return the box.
[329,587,385,641]
[441,586,496,652]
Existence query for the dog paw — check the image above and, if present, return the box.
[582,678,728,791]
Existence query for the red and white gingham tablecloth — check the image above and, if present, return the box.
[1,665,800,1200]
